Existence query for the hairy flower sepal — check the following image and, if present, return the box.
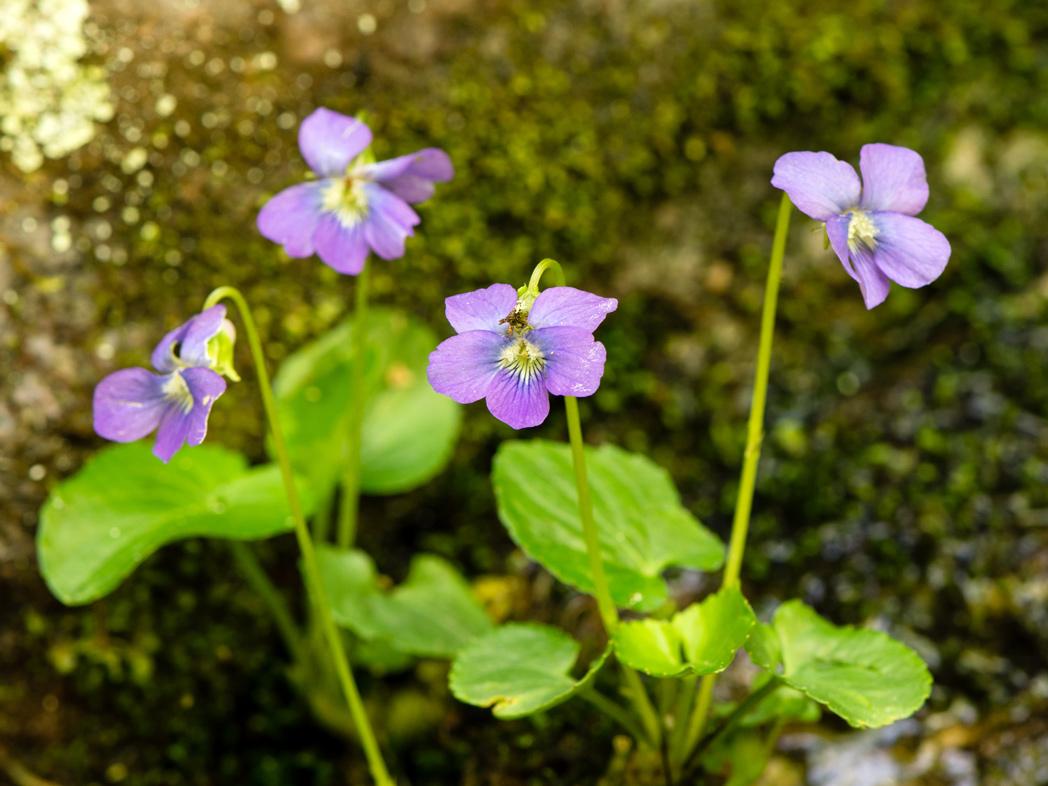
[427,282,617,429]
[257,107,454,275]
[93,305,238,462]
[772,143,951,309]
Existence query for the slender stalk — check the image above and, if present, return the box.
[337,264,371,549]
[229,542,305,662]
[679,678,781,781]
[204,286,394,786]
[668,675,697,765]
[564,396,620,632]
[681,193,793,756]
[581,689,652,745]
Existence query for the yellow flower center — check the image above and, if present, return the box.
[847,209,878,252]
[498,338,546,383]
[322,177,369,227]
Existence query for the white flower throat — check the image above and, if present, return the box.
[497,302,546,382]
[499,337,546,382]
[163,372,195,413]
[847,209,878,252]
[323,176,370,227]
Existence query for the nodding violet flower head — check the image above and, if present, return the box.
[257,107,454,275]
[93,305,238,462]
[772,143,951,309]
[427,283,617,429]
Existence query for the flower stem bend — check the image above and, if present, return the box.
[338,264,371,549]
[681,192,793,756]
[203,286,394,786]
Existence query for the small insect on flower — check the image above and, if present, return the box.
[427,283,617,429]
[772,143,951,309]
[257,107,454,275]
[93,305,239,462]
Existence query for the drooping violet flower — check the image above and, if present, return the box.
[772,143,951,309]
[93,305,238,462]
[427,283,617,429]
[257,107,454,275]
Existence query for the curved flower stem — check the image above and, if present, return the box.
[337,264,371,549]
[204,286,394,786]
[530,260,662,749]
[680,193,793,758]
[580,688,653,746]
[228,542,305,663]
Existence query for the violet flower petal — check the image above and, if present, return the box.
[528,287,618,332]
[314,214,369,275]
[826,215,890,309]
[849,246,892,310]
[257,182,325,258]
[427,331,505,404]
[531,326,608,398]
[859,144,929,215]
[93,367,169,443]
[444,283,518,334]
[152,368,227,463]
[771,151,861,221]
[298,108,372,177]
[363,148,455,204]
[872,212,951,289]
[485,369,550,429]
[362,185,420,260]
[150,305,228,372]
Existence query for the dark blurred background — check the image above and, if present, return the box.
[1,0,1046,783]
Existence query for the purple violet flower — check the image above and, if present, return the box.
[93,305,235,462]
[427,283,617,429]
[257,107,454,275]
[772,143,951,309]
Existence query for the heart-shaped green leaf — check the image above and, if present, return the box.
[38,443,308,605]
[317,546,492,658]
[273,308,461,497]
[492,440,724,611]
[753,600,931,728]
[450,623,610,719]
[613,587,755,676]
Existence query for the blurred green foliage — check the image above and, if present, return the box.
[5,0,1048,782]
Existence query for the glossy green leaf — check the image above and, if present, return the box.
[757,600,932,729]
[613,587,755,676]
[318,546,493,658]
[450,623,610,719]
[492,440,724,611]
[744,621,781,671]
[273,308,461,497]
[736,673,821,728]
[38,443,307,605]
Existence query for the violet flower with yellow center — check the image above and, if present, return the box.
[427,283,617,429]
[772,143,951,308]
[93,305,237,462]
[257,107,453,275]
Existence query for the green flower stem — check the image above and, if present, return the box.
[680,678,781,781]
[580,688,653,746]
[563,395,620,632]
[681,193,793,758]
[337,264,371,549]
[204,286,394,786]
[565,394,662,747]
[228,542,305,663]
[530,258,662,748]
